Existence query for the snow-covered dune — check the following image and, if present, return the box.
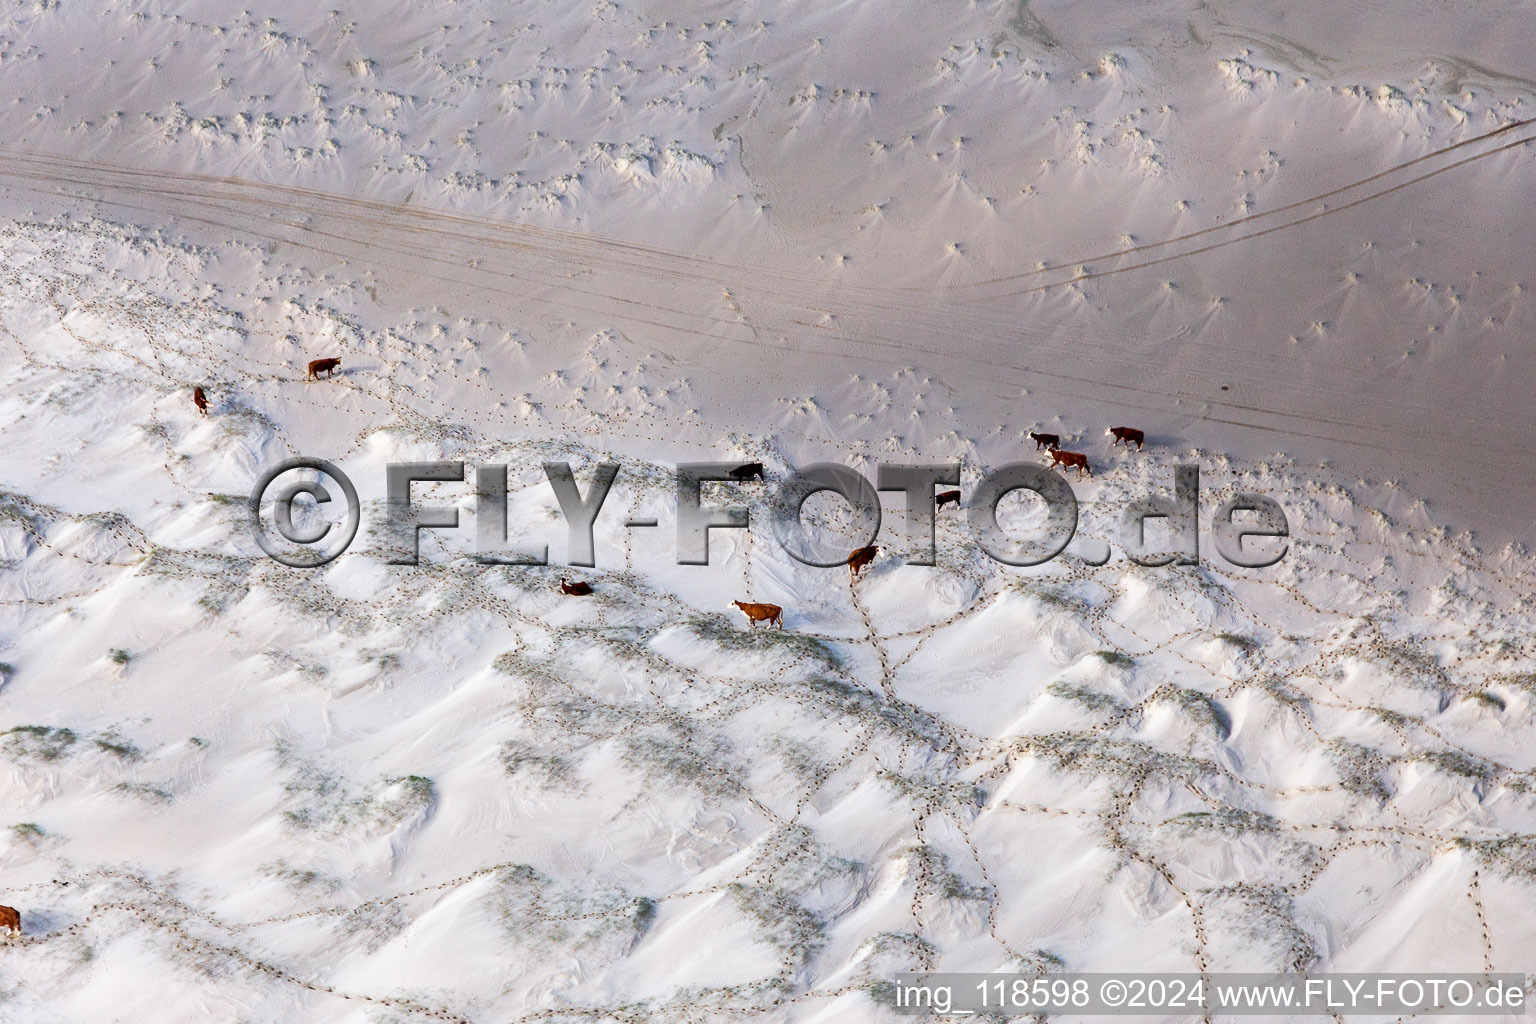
[0,2,1532,1021]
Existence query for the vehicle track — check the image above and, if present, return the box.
[1,156,1520,480]
[1,139,1533,525]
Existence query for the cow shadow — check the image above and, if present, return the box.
[306,364,380,380]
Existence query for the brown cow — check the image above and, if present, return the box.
[1030,431,1061,451]
[732,600,783,629]
[560,577,593,596]
[847,543,880,579]
[935,489,961,510]
[193,386,209,416]
[0,905,18,939]
[306,357,342,380]
[729,462,765,481]
[1108,426,1145,450]
[1049,450,1091,478]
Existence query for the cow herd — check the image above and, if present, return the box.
[188,361,1141,489]
[201,363,1145,630]
[717,425,1148,627]
[1032,425,1147,479]
[186,355,346,416]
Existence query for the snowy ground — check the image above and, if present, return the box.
[0,2,1534,1021]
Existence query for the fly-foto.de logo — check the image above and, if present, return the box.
[248,459,1289,571]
